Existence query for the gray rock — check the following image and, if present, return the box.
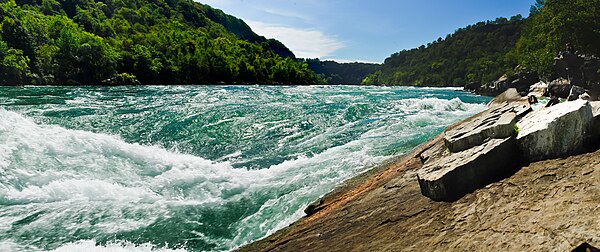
[590,101,600,143]
[516,100,593,162]
[513,103,533,117]
[444,103,517,153]
[527,81,548,97]
[487,88,522,107]
[592,101,600,118]
[464,81,481,92]
[419,140,449,165]
[580,92,591,100]
[567,85,587,101]
[548,78,572,98]
[477,72,539,97]
[417,137,520,202]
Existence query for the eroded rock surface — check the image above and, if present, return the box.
[517,100,593,162]
[417,137,520,202]
[487,88,522,106]
[444,104,517,153]
[240,144,600,252]
[549,78,573,98]
[528,81,548,97]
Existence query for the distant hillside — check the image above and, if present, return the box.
[200,4,295,59]
[303,59,380,85]
[364,16,525,86]
[0,0,313,85]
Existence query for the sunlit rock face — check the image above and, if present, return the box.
[517,100,593,162]
[417,137,520,202]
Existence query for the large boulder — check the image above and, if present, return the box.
[444,102,523,153]
[417,137,521,202]
[527,81,548,98]
[516,100,593,162]
[553,52,600,100]
[554,51,585,81]
[567,85,587,101]
[487,88,522,107]
[590,101,600,143]
[477,72,539,97]
[548,78,573,98]
[511,72,540,95]
[464,81,481,92]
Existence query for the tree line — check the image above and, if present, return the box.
[363,16,525,86]
[0,0,318,85]
[365,0,600,86]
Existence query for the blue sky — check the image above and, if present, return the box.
[198,0,535,63]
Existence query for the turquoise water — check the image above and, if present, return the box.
[0,86,489,251]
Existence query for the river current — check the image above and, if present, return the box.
[0,85,489,251]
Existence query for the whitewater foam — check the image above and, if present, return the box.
[0,86,489,251]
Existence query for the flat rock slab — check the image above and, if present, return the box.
[419,140,449,165]
[517,100,593,162]
[417,137,520,202]
[444,103,517,153]
[487,88,521,107]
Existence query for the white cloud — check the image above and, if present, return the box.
[261,8,312,23]
[246,20,345,59]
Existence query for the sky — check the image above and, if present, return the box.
[198,0,536,63]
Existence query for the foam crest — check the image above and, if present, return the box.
[49,240,187,252]
[0,86,489,252]
[0,109,290,210]
[3,179,159,204]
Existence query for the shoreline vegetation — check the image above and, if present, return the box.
[2,0,598,89]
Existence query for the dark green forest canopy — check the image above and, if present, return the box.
[516,0,600,78]
[302,59,380,85]
[0,0,316,85]
[365,0,600,87]
[364,16,526,87]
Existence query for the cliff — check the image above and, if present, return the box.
[239,95,600,251]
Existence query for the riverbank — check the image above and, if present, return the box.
[239,97,600,251]
[240,144,600,251]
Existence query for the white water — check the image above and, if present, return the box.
[0,86,488,251]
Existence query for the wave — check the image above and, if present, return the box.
[0,239,186,252]
[0,93,486,251]
[0,109,389,251]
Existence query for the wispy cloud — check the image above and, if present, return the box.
[261,8,313,23]
[246,20,345,59]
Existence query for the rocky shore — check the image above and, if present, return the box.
[239,81,600,251]
[467,51,600,100]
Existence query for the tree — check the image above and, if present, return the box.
[516,0,600,77]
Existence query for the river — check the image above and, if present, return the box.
[0,85,489,251]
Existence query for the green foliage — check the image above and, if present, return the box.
[0,39,31,83]
[302,59,380,85]
[516,0,600,78]
[364,17,525,86]
[0,0,316,85]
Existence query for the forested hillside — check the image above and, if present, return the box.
[366,0,600,87]
[0,0,315,85]
[364,16,525,86]
[516,0,600,78]
[303,59,380,85]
